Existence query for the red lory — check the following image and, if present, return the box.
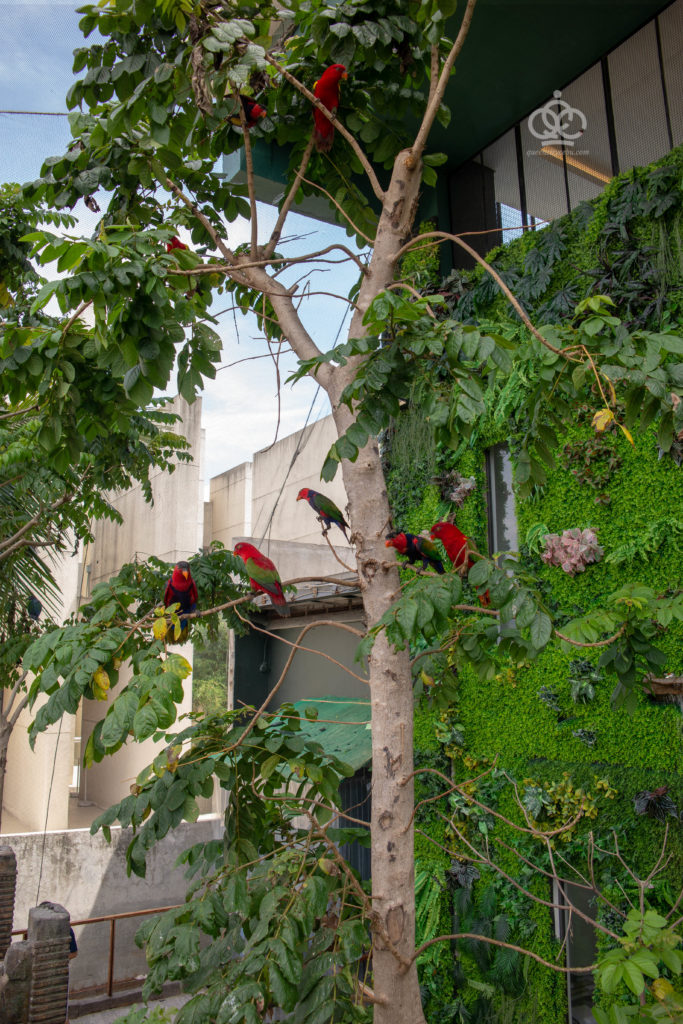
[166,236,188,253]
[229,95,267,128]
[430,521,490,606]
[234,542,290,616]
[385,532,445,574]
[296,488,350,541]
[313,64,347,152]
[164,560,198,637]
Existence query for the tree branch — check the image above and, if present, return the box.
[393,230,567,357]
[412,932,596,973]
[264,137,315,260]
[409,0,478,163]
[263,55,385,203]
[300,177,375,244]
[554,624,626,648]
[231,85,259,257]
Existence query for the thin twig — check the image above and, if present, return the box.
[264,137,315,259]
[300,177,375,244]
[412,932,596,973]
[231,85,258,257]
[554,624,626,648]
[322,529,357,573]
[235,610,369,684]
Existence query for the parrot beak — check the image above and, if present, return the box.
[182,571,189,579]
[385,540,392,548]
[296,494,303,501]
[342,72,348,79]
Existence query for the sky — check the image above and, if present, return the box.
[0,0,363,490]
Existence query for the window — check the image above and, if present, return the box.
[485,443,518,559]
[553,880,598,1024]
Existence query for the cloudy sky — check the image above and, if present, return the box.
[1,0,362,489]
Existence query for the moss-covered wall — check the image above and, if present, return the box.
[398,145,683,1023]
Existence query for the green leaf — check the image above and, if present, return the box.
[133,703,158,741]
[622,960,645,996]
[530,612,552,650]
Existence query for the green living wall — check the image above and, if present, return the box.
[394,147,683,1023]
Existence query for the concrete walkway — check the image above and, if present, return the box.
[72,994,191,1023]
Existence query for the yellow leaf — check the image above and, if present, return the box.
[152,618,168,640]
[653,978,674,1001]
[617,422,635,445]
[93,667,110,691]
[592,408,614,432]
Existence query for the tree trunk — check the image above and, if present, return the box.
[330,149,426,1023]
[0,722,11,835]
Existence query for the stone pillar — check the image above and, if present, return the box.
[27,903,70,1024]
[0,848,16,960]
[0,941,32,1023]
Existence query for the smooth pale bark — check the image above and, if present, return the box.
[247,148,425,1019]
[330,150,425,1024]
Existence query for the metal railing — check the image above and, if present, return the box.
[12,903,181,998]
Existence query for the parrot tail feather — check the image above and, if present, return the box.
[314,128,334,152]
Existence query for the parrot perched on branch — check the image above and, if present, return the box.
[296,488,350,541]
[229,95,267,127]
[385,532,445,574]
[313,64,347,152]
[166,236,188,253]
[163,560,198,638]
[234,542,290,616]
[430,521,490,606]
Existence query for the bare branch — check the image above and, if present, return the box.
[300,177,375,244]
[322,529,356,573]
[235,610,369,684]
[412,932,596,973]
[264,137,315,260]
[8,691,30,729]
[231,85,259,256]
[165,176,235,264]
[393,230,567,357]
[409,0,478,163]
[555,624,626,648]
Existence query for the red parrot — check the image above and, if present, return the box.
[430,522,490,607]
[234,542,290,616]
[312,64,347,152]
[296,488,349,541]
[163,560,198,637]
[166,236,188,253]
[229,95,267,128]
[385,532,445,574]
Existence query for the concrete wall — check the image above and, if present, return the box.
[7,818,222,993]
[3,537,84,833]
[3,398,205,834]
[88,396,204,588]
[250,416,350,548]
[79,397,204,812]
[209,460,252,551]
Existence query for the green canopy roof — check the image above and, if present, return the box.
[292,697,371,772]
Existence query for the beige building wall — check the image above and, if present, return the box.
[3,538,82,833]
[88,397,204,589]
[208,415,351,567]
[79,396,204,812]
[251,416,350,548]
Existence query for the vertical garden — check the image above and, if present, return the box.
[390,146,683,1022]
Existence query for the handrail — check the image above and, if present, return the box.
[12,903,182,998]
